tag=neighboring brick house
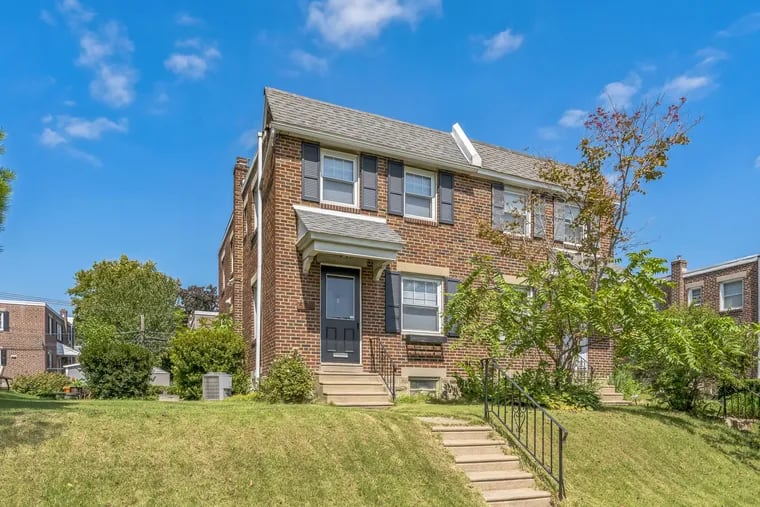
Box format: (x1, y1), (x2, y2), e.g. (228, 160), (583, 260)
(218, 88), (615, 393)
(0, 299), (77, 379)
(667, 254), (760, 378)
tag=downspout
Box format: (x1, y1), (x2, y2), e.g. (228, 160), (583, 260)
(254, 131), (264, 384)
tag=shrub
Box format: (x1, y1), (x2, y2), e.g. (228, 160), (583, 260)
(258, 351), (314, 403)
(11, 372), (70, 396)
(169, 326), (248, 400)
(611, 364), (645, 400)
(79, 339), (154, 399)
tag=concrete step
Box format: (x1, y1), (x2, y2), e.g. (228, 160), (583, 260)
(318, 373), (383, 384)
(601, 399), (631, 406)
(324, 393), (391, 405)
(329, 400), (394, 408)
(454, 454), (520, 465)
(447, 445), (506, 457)
(483, 488), (552, 506)
(318, 364), (364, 373)
(442, 438), (505, 447)
(321, 383), (388, 395)
(436, 429), (493, 441)
(457, 460), (523, 473)
(432, 425), (492, 432)
(598, 385), (617, 394)
(469, 470), (535, 491)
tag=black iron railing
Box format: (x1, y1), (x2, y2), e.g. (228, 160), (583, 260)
(571, 354), (594, 385)
(720, 385), (760, 420)
(369, 338), (398, 401)
(482, 358), (569, 499)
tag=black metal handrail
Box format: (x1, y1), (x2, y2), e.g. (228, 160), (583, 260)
(571, 354), (594, 385)
(720, 385), (760, 420)
(482, 358), (569, 499)
(369, 338), (398, 401)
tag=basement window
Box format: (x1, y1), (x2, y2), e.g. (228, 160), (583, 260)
(409, 377), (438, 395)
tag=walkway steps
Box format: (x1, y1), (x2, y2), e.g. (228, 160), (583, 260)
(317, 365), (393, 408)
(422, 419), (552, 507)
(599, 385), (631, 406)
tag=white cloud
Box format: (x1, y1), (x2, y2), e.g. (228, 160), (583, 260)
(40, 128), (67, 147)
(175, 12), (203, 26)
(56, 116), (128, 140)
(481, 28), (523, 61)
(40, 9), (56, 26)
(662, 74), (711, 97)
(718, 12), (760, 37)
(754, 155), (760, 169)
(77, 21), (134, 66)
(599, 74), (641, 108)
(42, 114), (54, 124)
(148, 87), (170, 115)
(164, 45), (221, 80)
(63, 100), (76, 107)
(290, 49), (328, 74)
(696, 47), (728, 67)
(65, 146), (102, 167)
(58, 0), (95, 25)
(537, 127), (559, 141)
(176, 38), (203, 49)
(306, 0), (440, 49)
(90, 65), (137, 108)
(239, 129), (259, 151)
(558, 109), (587, 128)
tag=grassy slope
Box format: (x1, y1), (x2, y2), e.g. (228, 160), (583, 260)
(392, 402), (760, 506)
(0, 393), (483, 507)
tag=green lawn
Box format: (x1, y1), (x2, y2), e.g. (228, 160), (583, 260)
(2, 392), (760, 506)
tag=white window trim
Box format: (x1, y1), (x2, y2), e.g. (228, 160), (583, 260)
(403, 167), (437, 221)
(0, 312), (4, 332)
(502, 187), (531, 237)
(563, 203), (585, 247)
(720, 279), (744, 311)
(320, 149), (359, 208)
(687, 287), (702, 306)
(400, 275), (443, 335)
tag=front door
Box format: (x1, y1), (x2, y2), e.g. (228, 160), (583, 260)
(321, 267), (361, 364)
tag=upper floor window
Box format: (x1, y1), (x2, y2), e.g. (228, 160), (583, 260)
(0, 311), (8, 332)
(401, 276), (441, 333)
(720, 280), (743, 311)
(687, 287), (702, 306)
(321, 150), (358, 206)
(404, 168), (436, 220)
(563, 203), (584, 245)
(502, 188), (530, 236)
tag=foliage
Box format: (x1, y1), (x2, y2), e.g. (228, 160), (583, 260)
(79, 338), (154, 399)
(177, 284), (218, 320)
(618, 305), (758, 411)
(258, 351), (314, 403)
(225, 391), (261, 402)
(11, 372), (70, 396)
(611, 364), (645, 400)
(0, 128), (16, 250)
(168, 326), (248, 400)
(68, 255), (180, 351)
(447, 250), (668, 374)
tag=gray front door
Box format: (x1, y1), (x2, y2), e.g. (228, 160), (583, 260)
(321, 267), (361, 364)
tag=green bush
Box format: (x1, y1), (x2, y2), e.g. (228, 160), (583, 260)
(611, 364), (645, 400)
(169, 327), (248, 400)
(79, 339), (154, 399)
(11, 372), (70, 396)
(258, 351), (314, 403)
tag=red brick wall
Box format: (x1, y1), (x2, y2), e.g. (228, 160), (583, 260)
(0, 303), (61, 378)
(225, 133), (614, 380)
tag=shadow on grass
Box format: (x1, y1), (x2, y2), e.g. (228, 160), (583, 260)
(0, 392), (72, 451)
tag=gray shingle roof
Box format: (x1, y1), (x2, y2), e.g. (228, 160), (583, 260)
(295, 207), (403, 245)
(265, 87), (545, 183)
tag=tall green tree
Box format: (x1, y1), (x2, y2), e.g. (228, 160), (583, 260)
(69, 255), (180, 351)
(0, 128), (16, 246)
(178, 284), (218, 318)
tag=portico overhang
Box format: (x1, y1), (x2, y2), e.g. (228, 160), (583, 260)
(294, 205), (404, 280)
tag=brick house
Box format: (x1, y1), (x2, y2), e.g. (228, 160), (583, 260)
(0, 299), (77, 379)
(667, 254), (760, 377)
(218, 88), (615, 397)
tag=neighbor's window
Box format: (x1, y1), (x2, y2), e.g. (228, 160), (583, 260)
(401, 277), (441, 333)
(720, 280), (743, 311)
(404, 168), (436, 220)
(502, 188), (530, 235)
(0, 348), (6, 366)
(564, 204), (584, 245)
(0, 312), (5, 332)
(688, 287), (702, 306)
(321, 150), (358, 206)
(409, 377), (438, 395)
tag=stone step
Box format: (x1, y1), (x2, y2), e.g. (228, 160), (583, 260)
(324, 393), (391, 405)
(468, 471), (535, 491)
(601, 399), (631, 406)
(457, 460), (522, 473)
(483, 488), (552, 506)
(431, 425), (492, 432)
(442, 438), (504, 447)
(329, 400), (394, 408)
(318, 364), (364, 373)
(598, 385), (617, 393)
(321, 383), (388, 395)
(436, 430), (493, 441)
(318, 373), (383, 384)
(447, 445), (506, 457)
(454, 454), (520, 465)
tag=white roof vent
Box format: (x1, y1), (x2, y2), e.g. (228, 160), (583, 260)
(451, 123), (482, 167)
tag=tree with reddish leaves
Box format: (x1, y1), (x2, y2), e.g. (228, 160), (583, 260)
(178, 284), (218, 318)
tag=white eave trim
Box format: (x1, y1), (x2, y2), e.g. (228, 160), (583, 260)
(451, 123), (482, 167)
(682, 254), (760, 278)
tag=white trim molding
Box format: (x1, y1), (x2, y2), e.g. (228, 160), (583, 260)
(717, 271), (748, 283)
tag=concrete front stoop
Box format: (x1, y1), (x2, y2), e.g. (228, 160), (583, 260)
(420, 418), (552, 507)
(598, 384), (631, 406)
(317, 364), (393, 408)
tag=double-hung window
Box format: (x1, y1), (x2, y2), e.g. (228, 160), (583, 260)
(720, 280), (743, 311)
(0, 312), (5, 332)
(321, 151), (358, 206)
(404, 168), (436, 220)
(688, 287), (702, 306)
(564, 204), (584, 245)
(502, 188), (530, 235)
(401, 277), (442, 333)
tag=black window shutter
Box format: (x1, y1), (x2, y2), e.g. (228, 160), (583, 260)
(385, 270), (402, 333)
(301, 142), (320, 202)
(439, 172), (454, 224)
(360, 154), (378, 211)
(533, 196), (546, 239)
(492, 183), (505, 230)
(0, 348), (6, 366)
(445, 278), (460, 338)
(553, 199), (565, 242)
(387, 159), (404, 216)
(2, 311), (8, 331)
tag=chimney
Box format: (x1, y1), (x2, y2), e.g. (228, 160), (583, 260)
(670, 256), (687, 306)
(60, 308), (68, 320)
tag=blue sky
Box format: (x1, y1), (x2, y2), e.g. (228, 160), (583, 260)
(1, 1), (760, 307)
